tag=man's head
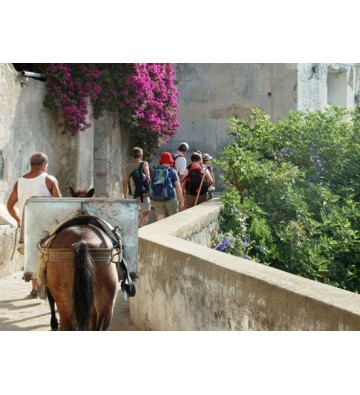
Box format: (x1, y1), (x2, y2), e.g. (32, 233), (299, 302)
(131, 147), (143, 160)
(30, 152), (48, 167)
(202, 153), (212, 162)
(178, 142), (189, 154)
(159, 152), (174, 167)
(190, 152), (202, 163)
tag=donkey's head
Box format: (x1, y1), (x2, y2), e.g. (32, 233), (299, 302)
(69, 186), (95, 198)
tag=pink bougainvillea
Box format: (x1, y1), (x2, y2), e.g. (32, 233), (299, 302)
(43, 63), (179, 157)
(44, 64), (102, 135)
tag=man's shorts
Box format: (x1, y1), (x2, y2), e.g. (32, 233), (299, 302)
(185, 192), (208, 209)
(136, 194), (151, 213)
(152, 198), (178, 217)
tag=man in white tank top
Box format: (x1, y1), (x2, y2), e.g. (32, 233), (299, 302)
(7, 152), (61, 298)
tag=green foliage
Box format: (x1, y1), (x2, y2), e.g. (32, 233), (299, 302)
(212, 106), (360, 293)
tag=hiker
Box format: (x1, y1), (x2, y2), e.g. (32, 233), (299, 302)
(202, 153), (215, 199)
(149, 152), (184, 221)
(6, 152), (62, 299)
(183, 151), (214, 209)
(172, 142), (189, 196)
(123, 147), (151, 227)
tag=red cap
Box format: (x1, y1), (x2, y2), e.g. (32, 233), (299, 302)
(160, 152), (174, 165)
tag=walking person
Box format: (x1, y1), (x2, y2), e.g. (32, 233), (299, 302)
(172, 142), (189, 197)
(202, 153), (215, 199)
(123, 147), (151, 227)
(6, 152), (62, 299)
(183, 152), (214, 209)
(149, 152), (184, 221)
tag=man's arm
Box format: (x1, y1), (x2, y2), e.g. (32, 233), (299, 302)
(179, 175), (186, 196)
(6, 182), (21, 227)
(205, 169), (214, 187)
(143, 161), (151, 184)
(174, 180), (185, 211)
(209, 166), (215, 188)
(46, 175), (62, 197)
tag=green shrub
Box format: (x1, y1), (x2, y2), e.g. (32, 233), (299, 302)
(212, 106), (360, 293)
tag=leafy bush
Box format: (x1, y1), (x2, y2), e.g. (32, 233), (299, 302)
(212, 106), (360, 293)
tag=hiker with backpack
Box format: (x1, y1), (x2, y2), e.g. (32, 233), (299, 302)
(172, 142), (189, 196)
(123, 147), (151, 227)
(149, 152), (185, 221)
(202, 153), (216, 199)
(183, 152), (214, 209)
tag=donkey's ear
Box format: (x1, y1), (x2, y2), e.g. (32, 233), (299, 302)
(69, 186), (76, 197)
(87, 188), (95, 197)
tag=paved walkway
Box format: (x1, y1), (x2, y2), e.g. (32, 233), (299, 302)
(0, 271), (138, 331)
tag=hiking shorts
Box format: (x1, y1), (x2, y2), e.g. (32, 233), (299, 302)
(152, 198), (178, 217)
(136, 194), (151, 213)
(185, 192), (208, 209)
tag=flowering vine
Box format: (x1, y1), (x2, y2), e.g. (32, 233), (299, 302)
(43, 63), (179, 157)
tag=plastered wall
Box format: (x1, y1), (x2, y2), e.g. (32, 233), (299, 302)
(131, 200), (360, 330)
(0, 64), (130, 277)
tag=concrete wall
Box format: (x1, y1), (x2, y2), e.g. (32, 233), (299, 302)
(297, 63), (357, 111)
(0, 64), (59, 277)
(169, 63), (360, 158)
(93, 114), (132, 198)
(131, 199), (360, 330)
(163, 64), (275, 159)
(162, 63), (299, 152)
(0, 64), (57, 203)
(0, 63), (131, 277)
(153, 63), (300, 189)
(270, 63), (298, 121)
(154, 63), (360, 190)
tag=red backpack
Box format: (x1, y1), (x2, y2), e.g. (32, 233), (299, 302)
(184, 164), (208, 195)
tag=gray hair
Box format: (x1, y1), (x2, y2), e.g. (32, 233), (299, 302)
(30, 152), (49, 166)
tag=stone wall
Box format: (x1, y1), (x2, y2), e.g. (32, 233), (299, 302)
(93, 113), (132, 198)
(131, 199), (360, 330)
(152, 63), (360, 191)
(297, 63), (357, 111)
(0, 64), (131, 277)
(157, 64), (299, 186)
(0, 64), (59, 277)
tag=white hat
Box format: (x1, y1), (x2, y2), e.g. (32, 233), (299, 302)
(202, 153), (212, 161)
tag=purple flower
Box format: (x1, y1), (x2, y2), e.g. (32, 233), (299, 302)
(218, 239), (231, 251)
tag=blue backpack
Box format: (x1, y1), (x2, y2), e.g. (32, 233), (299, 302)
(129, 161), (149, 202)
(149, 166), (175, 201)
